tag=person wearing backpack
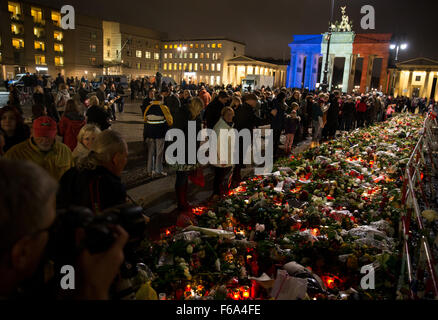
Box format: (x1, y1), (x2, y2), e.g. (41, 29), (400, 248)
(55, 83), (70, 117)
(58, 99), (86, 151)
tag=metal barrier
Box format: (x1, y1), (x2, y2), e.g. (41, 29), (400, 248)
(399, 112), (438, 299)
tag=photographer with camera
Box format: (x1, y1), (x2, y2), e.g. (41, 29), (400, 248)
(0, 159), (128, 299)
(57, 130), (128, 213)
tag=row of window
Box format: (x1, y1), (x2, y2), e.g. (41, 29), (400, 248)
(164, 43), (223, 50)
(34, 54), (64, 66)
(134, 63), (159, 70)
(163, 63), (221, 72)
(162, 52), (222, 60)
(162, 74), (222, 85)
(133, 51), (160, 59)
(11, 38), (63, 52)
(8, 2), (62, 27)
(106, 38), (159, 50)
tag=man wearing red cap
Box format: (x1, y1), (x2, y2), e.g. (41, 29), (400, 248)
(4, 116), (73, 180)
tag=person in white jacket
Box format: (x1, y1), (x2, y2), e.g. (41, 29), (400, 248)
(212, 107), (236, 198)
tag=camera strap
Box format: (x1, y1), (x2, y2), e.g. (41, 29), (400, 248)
(89, 176), (102, 215)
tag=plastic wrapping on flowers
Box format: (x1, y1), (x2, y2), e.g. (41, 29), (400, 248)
(138, 114), (423, 300)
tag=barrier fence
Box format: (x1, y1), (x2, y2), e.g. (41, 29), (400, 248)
(399, 111), (438, 299)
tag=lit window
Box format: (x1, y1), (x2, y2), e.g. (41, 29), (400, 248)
(34, 41), (45, 51)
(211, 64), (215, 71)
(183, 63), (187, 71)
(51, 11), (61, 27)
(218, 43), (222, 48)
(194, 63), (198, 71)
(54, 43), (63, 53)
(179, 63), (182, 71)
(54, 56), (64, 66)
(12, 24), (23, 35)
(90, 44), (97, 53)
(195, 44), (199, 48)
(137, 62), (141, 69)
(164, 53), (168, 59)
(164, 63), (167, 70)
(154, 53), (160, 60)
(136, 50), (142, 58)
(195, 53), (198, 59)
(12, 38), (24, 49)
(8, 2), (21, 16)
(31, 7), (43, 24)
(145, 51), (151, 59)
(35, 54), (46, 65)
(169, 53), (173, 59)
(212, 43), (216, 49)
(189, 53), (193, 59)
(201, 44), (204, 48)
(217, 64), (221, 72)
(184, 53), (187, 59)
(200, 53), (204, 59)
(169, 64), (172, 71)
(164, 45), (168, 49)
(216, 76), (220, 84)
(207, 44), (211, 48)
(169, 45), (173, 49)
(200, 64), (204, 71)
(206, 64), (209, 71)
(89, 57), (96, 65)
(190, 44), (193, 48)
(189, 63), (193, 71)
(206, 53), (210, 59)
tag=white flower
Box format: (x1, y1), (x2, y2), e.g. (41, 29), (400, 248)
(256, 223), (265, 232)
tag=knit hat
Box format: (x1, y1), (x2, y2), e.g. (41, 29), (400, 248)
(33, 116), (57, 138)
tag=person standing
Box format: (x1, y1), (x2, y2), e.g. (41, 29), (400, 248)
(356, 96), (367, 128)
(143, 92), (173, 177)
(0, 106), (30, 153)
(204, 91), (230, 129)
(270, 91), (287, 158)
(324, 91), (340, 139)
(342, 96), (356, 131)
(212, 107), (235, 198)
(161, 86), (181, 119)
(171, 97), (203, 214)
(312, 94), (326, 147)
(284, 110), (300, 155)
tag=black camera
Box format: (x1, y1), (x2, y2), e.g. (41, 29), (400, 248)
(48, 204), (147, 267)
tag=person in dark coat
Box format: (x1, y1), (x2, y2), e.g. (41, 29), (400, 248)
(57, 130), (128, 213)
(86, 96), (111, 131)
(341, 96), (356, 131)
(204, 90), (230, 129)
(78, 82), (90, 104)
(323, 91), (340, 139)
(270, 91), (287, 158)
(161, 86), (181, 118)
(96, 84), (106, 106)
(171, 97), (203, 214)
(230, 93), (264, 187)
(0, 106), (30, 153)
(284, 110), (301, 155)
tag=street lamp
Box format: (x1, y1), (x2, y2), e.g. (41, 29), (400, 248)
(321, 0), (335, 93)
(389, 41), (408, 95)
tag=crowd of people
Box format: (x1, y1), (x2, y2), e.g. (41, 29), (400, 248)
(1, 72), (437, 299)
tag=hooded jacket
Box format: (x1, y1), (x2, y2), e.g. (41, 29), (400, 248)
(58, 112), (86, 151)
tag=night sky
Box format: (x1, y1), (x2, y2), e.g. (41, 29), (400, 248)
(38, 0), (437, 62)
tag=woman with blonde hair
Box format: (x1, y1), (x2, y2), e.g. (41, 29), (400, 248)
(57, 130), (128, 213)
(86, 95), (112, 131)
(171, 96), (204, 222)
(72, 124), (101, 163)
(230, 96), (242, 110)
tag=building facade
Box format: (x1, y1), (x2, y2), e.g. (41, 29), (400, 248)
(391, 57), (438, 101)
(102, 21), (164, 79)
(161, 38), (245, 86)
(226, 56), (287, 88)
(0, 1), (68, 79)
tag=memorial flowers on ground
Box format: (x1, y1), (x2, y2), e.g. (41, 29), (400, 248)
(139, 114), (423, 300)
